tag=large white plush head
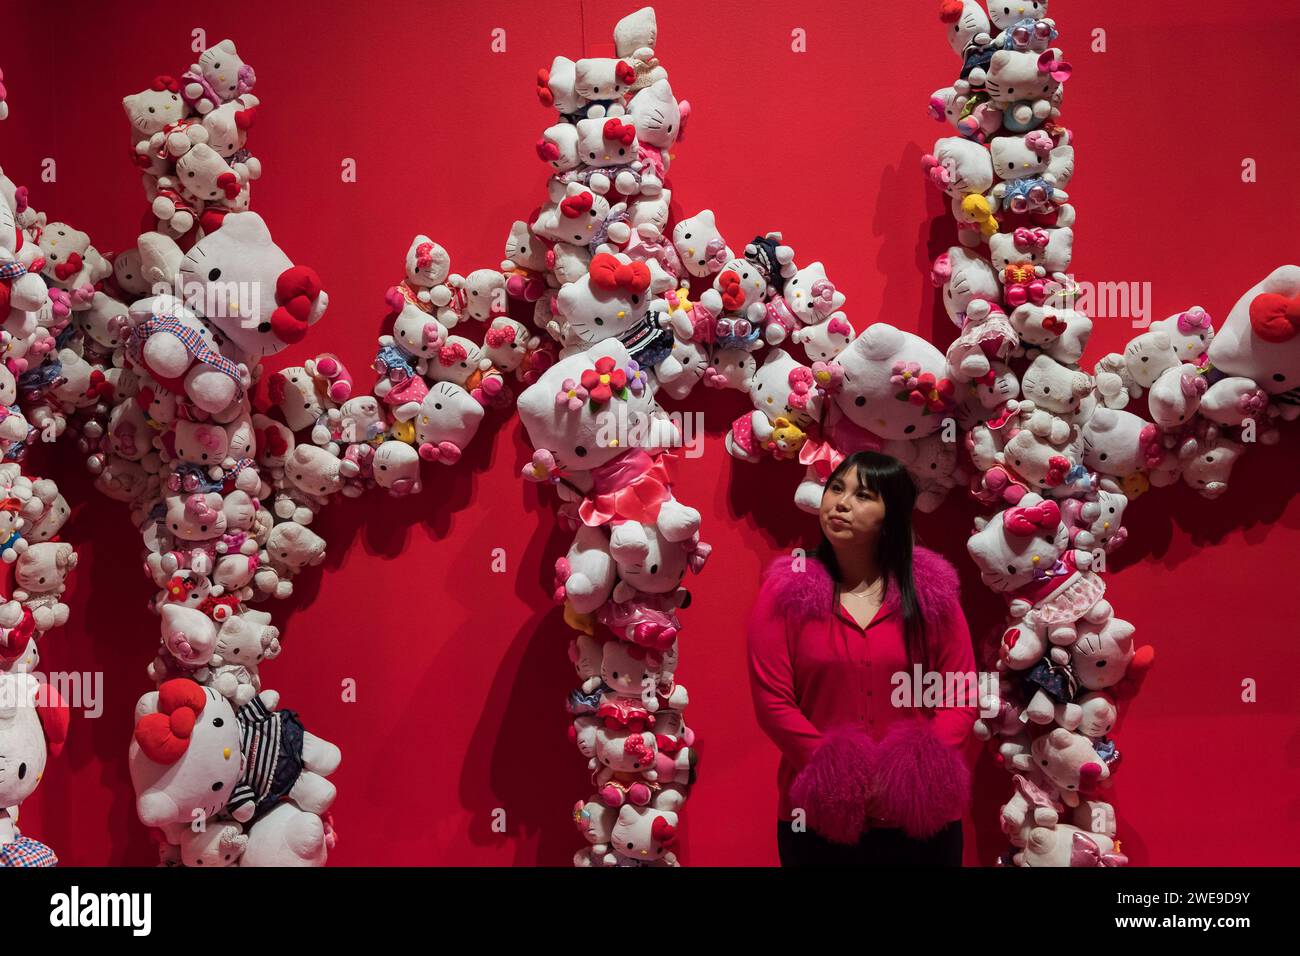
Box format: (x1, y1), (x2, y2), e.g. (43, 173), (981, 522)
(130, 680), (243, 828)
(1150, 306), (1215, 364)
(966, 493), (1070, 592)
(1205, 265), (1300, 396)
(191, 39), (254, 104)
(533, 183), (612, 247)
(201, 93), (259, 158)
(989, 225), (1073, 275)
(556, 253), (652, 344)
(573, 57), (636, 104)
(179, 211), (328, 358)
(991, 131), (1053, 182)
(985, 48), (1060, 107)
(1080, 407), (1160, 479)
(611, 805), (678, 864)
(414, 381), (484, 462)
(747, 348), (821, 423)
(833, 324), (957, 440)
(784, 261), (846, 325)
(576, 116), (640, 166)
(989, 0), (1051, 31)
(405, 235), (451, 288)
(518, 339), (677, 472)
(122, 82), (185, 138)
(0, 673), (68, 810)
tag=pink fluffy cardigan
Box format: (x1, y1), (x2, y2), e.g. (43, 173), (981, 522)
(746, 544), (977, 845)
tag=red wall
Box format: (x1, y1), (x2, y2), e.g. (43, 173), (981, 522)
(5, 0), (1299, 865)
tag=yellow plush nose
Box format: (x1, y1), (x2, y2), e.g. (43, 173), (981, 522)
(223, 748), (232, 760)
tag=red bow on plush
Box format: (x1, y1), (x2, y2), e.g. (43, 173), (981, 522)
(85, 369), (114, 401)
(216, 171), (241, 200)
(271, 265), (324, 344)
(651, 815), (679, 849)
(535, 68), (554, 107)
(1249, 292), (1300, 344)
(134, 679), (208, 765)
(234, 107), (256, 131)
(1004, 499), (1061, 536)
(152, 75), (180, 93)
(603, 118), (636, 146)
(615, 60), (636, 86)
(589, 253), (650, 294)
(560, 191), (593, 219)
(53, 252), (83, 282)
(257, 425), (288, 458)
(717, 270), (745, 311)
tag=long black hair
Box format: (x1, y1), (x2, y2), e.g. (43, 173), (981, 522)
(813, 450), (930, 672)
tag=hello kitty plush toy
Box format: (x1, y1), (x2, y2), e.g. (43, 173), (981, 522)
(609, 805), (679, 866)
(923, 136), (996, 207)
(934, 247), (1001, 327)
(1079, 407), (1163, 482)
(390, 235), (464, 329)
(614, 7), (668, 92)
(178, 211), (328, 359)
(1206, 266), (1300, 419)
(126, 296), (248, 416)
(0, 672), (70, 866)
(414, 381), (485, 464)
(671, 210), (732, 279)
(725, 349), (819, 462)
(500, 221), (550, 302)
(939, 0), (994, 86)
(967, 494), (1112, 646)
(985, 48), (1071, 133)
(832, 323), (960, 441)
(990, 131), (1070, 215)
(947, 299), (1018, 381)
(573, 58), (635, 118)
(182, 39), (256, 116)
(1010, 302), (1092, 366)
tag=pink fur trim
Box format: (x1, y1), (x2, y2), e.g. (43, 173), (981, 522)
(790, 725), (879, 845)
(760, 544), (961, 630)
(868, 718), (971, 839)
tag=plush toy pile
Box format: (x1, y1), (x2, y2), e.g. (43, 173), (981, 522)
(25, 39), (357, 867)
(926, 0), (1298, 865)
(0, 71), (79, 868)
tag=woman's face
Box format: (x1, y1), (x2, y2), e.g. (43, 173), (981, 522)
(820, 466), (886, 547)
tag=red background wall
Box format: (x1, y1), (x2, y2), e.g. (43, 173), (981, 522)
(5, 0), (1298, 865)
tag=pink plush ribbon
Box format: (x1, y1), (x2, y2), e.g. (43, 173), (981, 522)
(578, 450), (679, 528)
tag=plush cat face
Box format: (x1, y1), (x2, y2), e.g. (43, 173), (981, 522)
(966, 493), (1070, 592)
(266, 522), (326, 571)
(600, 638), (660, 698)
(627, 79), (682, 150)
(122, 85), (185, 137)
(426, 335), (488, 387)
(985, 49), (1058, 106)
(372, 440), (422, 495)
(747, 348), (819, 423)
(392, 302), (446, 360)
(573, 58), (635, 103)
(38, 222), (99, 287)
(792, 315), (855, 363)
(518, 340), (677, 471)
(1205, 266), (1300, 396)
(1002, 427), (1076, 489)
(784, 261), (844, 324)
(414, 381), (484, 451)
(576, 116), (640, 166)
(1182, 433), (1245, 499)
(1122, 330), (1179, 388)
(989, 226), (1073, 274)
(833, 324), (956, 440)
(991, 132), (1052, 182)
(1148, 363), (1204, 428)
(657, 338), (708, 400)
(164, 492), (227, 541)
(1010, 304), (1092, 365)
(1080, 407), (1157, 478)
(484, 317), (534, 372)
(201, 94), (258, 157)
(942, 0), (992, 54)
(1150, 307), (1214, 363)
(925, 137), (995, 199)
(628, 190), (671, 237)
(990, 0), (1051, 31)
(936, 246), (1001, 323)
(533, 184), (612, 247)
(405, 235), (451, 288)
(461, 269), (505, 322)
(611, 805), (678, 863)
(131, 682), (243, 828)
(171, 419), (230, 466)
(193, 39), (253, 103)
(611, 524), (689, 595)
(503, 220), (549, 272)
(538, 123), (581, 172)
(672, 209), (730, 278)
(175, 143), (240, 203)
(1030, 727), (1107, 796)
(179, 211), (328, 358)
(556, 253), (651, 344)
(1020, 354), (1090, 414)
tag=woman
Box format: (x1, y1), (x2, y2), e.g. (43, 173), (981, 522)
(746, 450), (978, 866)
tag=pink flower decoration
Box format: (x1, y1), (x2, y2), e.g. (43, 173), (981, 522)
(555, 378), (588, 412)
(890, 361), (923, 391)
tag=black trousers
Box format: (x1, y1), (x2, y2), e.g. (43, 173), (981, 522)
(776, 819), (963, 867)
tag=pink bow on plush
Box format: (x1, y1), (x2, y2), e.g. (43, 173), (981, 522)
(1137, 423), (1164, 468)
(810, 278), (838, 317)
(1004, 500), (1061, 535)
(1180, 373), (1207, 398)
(1024, 130), (1054, 156)
(438, 342), (467, 366)
(184, 494), (219, 522)
(1037, 51), (1073, 83)
(921, 154), (952, 189)
(703, 237), (729, 271)
(195, 426), (223, 451)
(1069, 831), (1128, 867)
(930, 253), (952, 286)
(1014, 227), (1050, 250)
(1176, 307), (1213, 336)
